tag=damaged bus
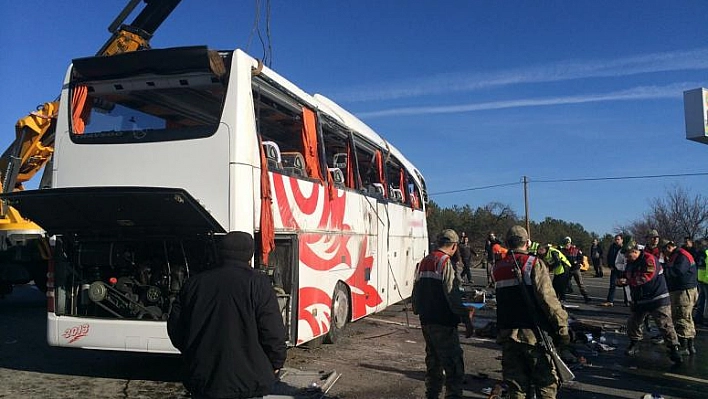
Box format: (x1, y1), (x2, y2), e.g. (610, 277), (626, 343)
(1, 46), (429, 352)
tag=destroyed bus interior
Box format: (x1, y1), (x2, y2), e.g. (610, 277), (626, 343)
(68, 46), (231, 144)
(252, 76), (424, 209)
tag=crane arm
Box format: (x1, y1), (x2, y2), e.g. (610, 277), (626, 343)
(0, 0), (181, 218)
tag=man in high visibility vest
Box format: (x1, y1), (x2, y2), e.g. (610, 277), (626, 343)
(694, 238), (708, 326)
(537, 244), (572, 303)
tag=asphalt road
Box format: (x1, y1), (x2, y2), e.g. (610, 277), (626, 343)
(1, 266), (708, 398)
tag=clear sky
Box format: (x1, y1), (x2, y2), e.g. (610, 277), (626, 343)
(1, 1), (707, 237)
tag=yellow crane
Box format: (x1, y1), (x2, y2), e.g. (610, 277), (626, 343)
(0, 0), (182, 296)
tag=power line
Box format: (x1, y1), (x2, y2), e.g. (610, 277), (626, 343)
(533, 171), (708, 183)
(429, 171), (708, 196)
(432, 181), (520, 195)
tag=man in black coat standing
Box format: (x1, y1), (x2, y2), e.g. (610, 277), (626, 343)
(168, 231), (287, 399)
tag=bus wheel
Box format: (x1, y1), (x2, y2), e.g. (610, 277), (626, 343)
(325, 282), (349, 344)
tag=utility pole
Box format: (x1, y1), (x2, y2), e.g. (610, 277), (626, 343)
(523, 176), (530, 239)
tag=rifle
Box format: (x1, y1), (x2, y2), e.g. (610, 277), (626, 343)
(508, 251), (575, 385)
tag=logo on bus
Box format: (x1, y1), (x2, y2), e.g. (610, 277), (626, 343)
(62, 324), (90, 343)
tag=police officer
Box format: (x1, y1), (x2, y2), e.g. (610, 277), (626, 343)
(493, 226), (569, 399)
(694, 238), (708, 326)
(618, 238), (682, 364)
(537, 244), (571, 303)
(412, 229), (470, 399)
(662, 240), (698, 355)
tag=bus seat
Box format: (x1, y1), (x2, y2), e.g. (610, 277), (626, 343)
(333, 153), (347, 169)
(262, 141), (282, 170)
(281, 151), (307, 177)
(369, 183), (385, 197)
(390, 188), (403, 202)
(328, 167), (345, 186)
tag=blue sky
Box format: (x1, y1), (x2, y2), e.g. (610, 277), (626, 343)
(1, 1), (707, 237)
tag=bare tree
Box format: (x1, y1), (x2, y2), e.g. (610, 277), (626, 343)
(626, 185), (708, 242)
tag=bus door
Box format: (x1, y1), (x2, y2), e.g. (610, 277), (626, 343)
(385, 208), (415, 306)
(257, 234), (299, 346)
(374, 199), (389, 312)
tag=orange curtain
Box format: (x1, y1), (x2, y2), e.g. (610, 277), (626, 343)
(399, 169), (407, 203)
(375, 150), (387, 198)
(71, 85), (89, 134)
(327, 169), (336, 200)
(258, 136), (275, 264)
(301, 107), (323, 182)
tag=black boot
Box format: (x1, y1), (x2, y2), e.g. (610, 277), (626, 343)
(625, 340), (639, 356)
(669, 344), (684, 364)
(678, 338), (689, 355)
(688, 338), (697, 355)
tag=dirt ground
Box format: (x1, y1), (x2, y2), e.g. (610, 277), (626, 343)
(284, 303), (504, 399)
(3, 268), (708, 399)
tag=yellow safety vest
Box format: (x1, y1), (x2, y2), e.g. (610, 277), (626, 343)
(544, 247), (571, 275)
(698, 249), (708, 284)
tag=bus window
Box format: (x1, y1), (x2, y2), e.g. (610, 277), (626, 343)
(321, 117), (355, 189)
(253, 80), (305, 178)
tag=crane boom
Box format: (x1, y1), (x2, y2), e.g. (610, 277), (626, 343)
(0, 0), (182, 295)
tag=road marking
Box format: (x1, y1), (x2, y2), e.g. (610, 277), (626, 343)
(611, 364), (708, 385)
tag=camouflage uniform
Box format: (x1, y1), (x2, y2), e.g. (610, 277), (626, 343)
(663, 245), (699, 351)
(626, 304), (677, 343)
(412, 230), (469, 399)
(493, 227), (569, 399)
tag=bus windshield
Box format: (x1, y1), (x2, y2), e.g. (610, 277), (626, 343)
(69, 72), (228, 144)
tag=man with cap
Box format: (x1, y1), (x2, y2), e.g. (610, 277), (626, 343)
(168, 231), (287, 399)
(412, 229), (471, 399)
(661, 240), (698, 355)
(618, 237), (683, 364)
(492, 226), (569, 399)
(643, 229), (664, 337)
(560, 237), (591, 303)
(644, 229), (661, 259)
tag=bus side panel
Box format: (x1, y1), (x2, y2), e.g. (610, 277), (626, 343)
(269, 174), (383, 343)
(386, 205), (409, 305)
(47, 314), (178, 354)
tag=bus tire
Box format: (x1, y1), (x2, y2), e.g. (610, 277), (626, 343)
(324, 282), (349, 344)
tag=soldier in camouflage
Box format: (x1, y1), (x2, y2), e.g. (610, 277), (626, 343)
(412, 229), (471, 399)
(493, 226), (569, 399)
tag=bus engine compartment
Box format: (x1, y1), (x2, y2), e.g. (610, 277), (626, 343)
(53, 237), (214, 320)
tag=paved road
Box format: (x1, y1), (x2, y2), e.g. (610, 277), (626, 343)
(2, 265), (708, 398)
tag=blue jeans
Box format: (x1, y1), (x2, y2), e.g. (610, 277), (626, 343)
(606, 268), (628, 303)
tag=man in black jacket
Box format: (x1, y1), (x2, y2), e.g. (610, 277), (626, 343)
(168, 231), (287, 399)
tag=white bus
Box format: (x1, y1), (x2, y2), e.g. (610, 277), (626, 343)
(3, 46), (429, 353)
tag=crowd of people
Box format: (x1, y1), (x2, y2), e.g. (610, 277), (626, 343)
(162, 226), (706, 399)
(601, 230), (707, 362)
(419, 226), (707, 398)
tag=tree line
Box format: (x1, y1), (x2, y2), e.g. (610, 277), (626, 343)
(426, 185), (708, 260)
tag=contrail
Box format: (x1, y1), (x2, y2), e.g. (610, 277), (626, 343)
(356, 82), (697, 118)
(332, 48), (708, 102)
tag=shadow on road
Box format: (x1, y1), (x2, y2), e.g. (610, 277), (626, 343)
(0, 285), (183, 382)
